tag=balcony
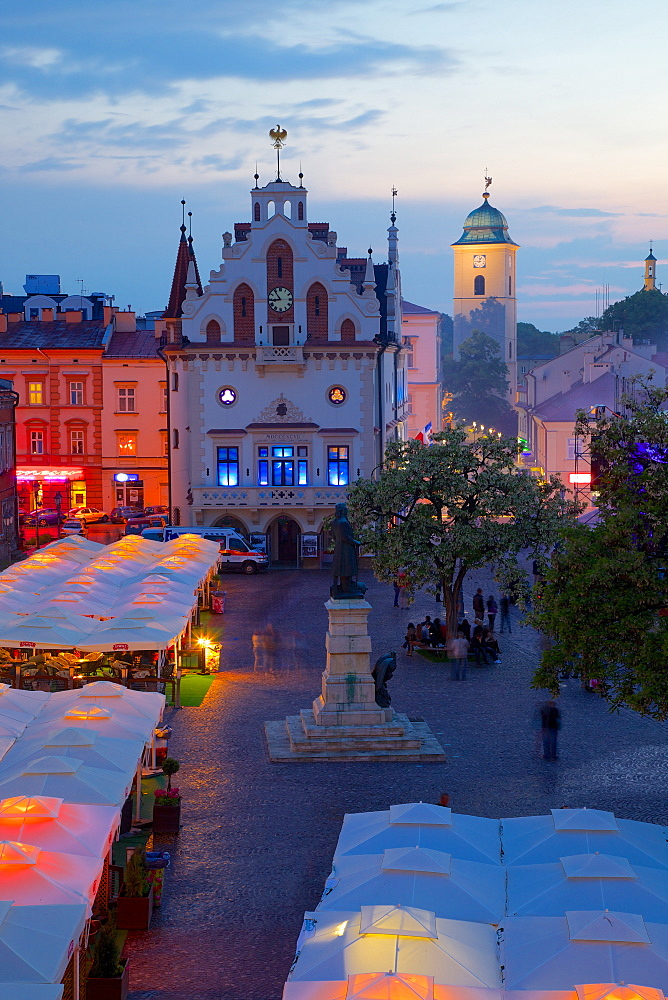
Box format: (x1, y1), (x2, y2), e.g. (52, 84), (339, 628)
(192, 485), (348, 508)
(255, 345), (305, 367)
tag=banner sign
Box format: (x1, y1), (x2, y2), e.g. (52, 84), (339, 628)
(20, 641), (36, 648)
(113, 643), (129, 651)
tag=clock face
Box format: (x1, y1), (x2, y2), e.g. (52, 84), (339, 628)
(268, 286), (293, 313)
(473, 254), (486, 269)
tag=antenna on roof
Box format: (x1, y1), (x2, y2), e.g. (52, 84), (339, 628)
(299, 161), (304, 188)
(254, 162), (259, 188)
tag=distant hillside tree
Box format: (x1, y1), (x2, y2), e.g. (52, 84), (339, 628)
(443, 330), (516, 434)
(600, 289), (668, 348)
(517, 322), (560, 358)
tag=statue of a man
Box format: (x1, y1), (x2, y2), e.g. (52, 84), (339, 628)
(372, 652), (397, 708)
(331, 503), (365, 598)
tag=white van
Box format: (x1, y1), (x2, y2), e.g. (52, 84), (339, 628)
(141, 525), (268, 574)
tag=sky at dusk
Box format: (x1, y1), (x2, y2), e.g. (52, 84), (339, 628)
(1, 0), (666, 331)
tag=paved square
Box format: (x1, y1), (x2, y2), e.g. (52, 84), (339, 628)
(125, 569), (668, 1000)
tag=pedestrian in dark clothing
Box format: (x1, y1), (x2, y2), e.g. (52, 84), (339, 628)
(458, 618), (471, 640)
(429, 618), (443, 647)
(540, 699), (561, 760)
(403, 623), (417, 656)
(418, 616), (432, 642)
(473, 588), (484, 619)
(470, 632), (491, 665)
(499, 595), (512, 633)
(483, 628), (501, 663)
(487, 595), (498, 631)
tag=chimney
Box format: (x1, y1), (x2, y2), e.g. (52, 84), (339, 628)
(64, 310), (82, 323)
(103, 306), (115, 325)
(41, 308), (54, 322)
(8, 312), (22, 323)
(113, 311), (136, 333)
(0, 315), (7, 334)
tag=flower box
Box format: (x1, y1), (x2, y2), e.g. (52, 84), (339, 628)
(116, 885), (154, 930)
(152, 802), (181, 833)
(87, 959), (130, 1000)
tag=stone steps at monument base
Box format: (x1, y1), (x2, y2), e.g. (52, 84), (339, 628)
(299, 709), (408, 739)
(264, 718), (446, 762)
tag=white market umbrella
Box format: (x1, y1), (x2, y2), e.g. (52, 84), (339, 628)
(0, 838), (103, 906)
(41, 593), (115, 617)
(287, 908), (500, 988)
(0, 726), (146, 778)
(28, 706), (156, 744)
(0, 900), (88, 985)
(0, 986), (64, 999)
(0, 685), (49, 724)
(335, 806), (502, 866)
(0, 756), (132, 807)
(39, 681), (165, 723)
(84, 558), (141, 580)
(0, 616), (94, 650)
(319, 848), (505, 924)
(501, 809), (668, 869)
(501, 912), (668, 990)
(507, 854), (668, 920)
(75, 618), (184, 651)
(0, 795), (119, 858)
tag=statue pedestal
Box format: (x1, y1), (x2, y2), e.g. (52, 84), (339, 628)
(265, 598), (445, 762)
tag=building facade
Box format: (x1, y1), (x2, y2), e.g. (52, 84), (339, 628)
(160, 173), (407, 566)
(401, 300), (442, 439)
(0, 379), (19, 562)
(452, 186), (518, 396)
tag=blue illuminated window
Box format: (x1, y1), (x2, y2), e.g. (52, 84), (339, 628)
(328, 446), (349, 486)
(217, 446), (239, 486)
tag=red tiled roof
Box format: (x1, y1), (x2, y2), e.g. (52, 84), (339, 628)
(402, 299), (439, 315)
(164, 226), (202, 319)
(0, 320), (107, 350)
(105, 329), (162, 359)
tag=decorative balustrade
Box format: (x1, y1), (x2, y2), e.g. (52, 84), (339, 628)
(193, 486), (348, 507)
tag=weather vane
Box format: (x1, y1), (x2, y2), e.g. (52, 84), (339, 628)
(269, 124), (287, 181)
(391, 186), (398, 223)
(484, 169), (492, 192)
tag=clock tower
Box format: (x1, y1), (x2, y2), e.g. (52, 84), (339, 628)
(452, 185), (519, 399)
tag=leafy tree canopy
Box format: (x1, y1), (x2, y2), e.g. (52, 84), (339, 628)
(348, 429), (576, 633)
(562, 316), (602, 343)
(517, 322), (560, 358)
(439, 313), (454, 356)
(443, 329), (516, 434)
(599, 289), (668, 348)
(529, 384), (668, 717)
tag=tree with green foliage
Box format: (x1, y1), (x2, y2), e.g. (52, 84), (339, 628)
(562, 316), (602, 343)
(529, 384), (668, 718)
(517, 322), (560, 358)
(443, 330), (516, 433)
(600, 289), (668, 348)
(347, 429), (576, 634)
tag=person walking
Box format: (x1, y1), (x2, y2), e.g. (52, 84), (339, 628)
(499, 594), (512, 633)
(472, 588), (484, 620)
(486, 594), (498, 631)
(540, 699), (561, 760)
(447, 631), (469, 681)
(393, 571), (406, 607)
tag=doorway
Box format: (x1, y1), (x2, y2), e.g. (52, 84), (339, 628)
(271, 516), (300, 567)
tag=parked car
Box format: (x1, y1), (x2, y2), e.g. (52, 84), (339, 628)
(125, 514), (169, 536)
(20, 508), (65, 527)
(143, 505), (169, 516)
(110, 506), (144, 523)
(68, 507), (110, 524)
(61, 518), (86, 536)
(162, 526), (269, 573)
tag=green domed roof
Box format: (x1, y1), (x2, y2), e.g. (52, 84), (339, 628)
(452, 192), (518, 246)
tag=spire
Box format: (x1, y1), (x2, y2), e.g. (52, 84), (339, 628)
(187, 211), (203, 296)
(363, 248), (376, 296)
(388, 189), (399, 265)
(644, 242), (657, 291)
(385, 259), (397, 339)
(164, 200), (201, 318)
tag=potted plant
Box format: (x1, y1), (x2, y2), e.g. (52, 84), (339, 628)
(115, 848), (153, 930)
(152, 757), (181, 834)
(86, 914), (130, 1000)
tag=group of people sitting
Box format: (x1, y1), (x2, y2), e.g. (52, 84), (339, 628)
(403, 615), (501, 665)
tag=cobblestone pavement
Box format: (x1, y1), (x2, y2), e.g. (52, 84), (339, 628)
(126, 568), (668, 1000)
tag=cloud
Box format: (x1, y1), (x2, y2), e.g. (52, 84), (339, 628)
(23, 156), (83, 172)
(530, 205), (621, 218)
(1, 45), (62, 69)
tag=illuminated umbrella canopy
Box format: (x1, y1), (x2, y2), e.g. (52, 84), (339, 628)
(334, 805), (502, 866)
(575, 985), (666, 1000)
(0, 900), (87, 985)
(507, 853), (668, 920)
(0, 685), (49, 725)
(501, 809), (668, 869)
(41, 592), (116, 617)
(0, 727), (145, 777)
(0, 795), (118, 858)
(282, 972), (457, 1000)
(319, 848), (504, 924)
(501, 911), (668, 989)
(0, 839), (102, 906)
(0, 756), (131, 807)
(287, 907), (500, 988)
(75, 617), (185, 651)
(0, 613), (96, 650)
(28, 704), (156, 744)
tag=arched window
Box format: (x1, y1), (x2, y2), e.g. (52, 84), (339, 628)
(283, 200), (291, 218)
(266, 240), (294, 318)
(340, 318), (356, 344)
(267, 200), (275, 217)
(306, 282), (328, 341)
(254, 202), (260, 222)
(233, 283), (255, 344)
(474, 275), (485, 296)
(206, 319), (221, 345)
(298, 201), (304, 221)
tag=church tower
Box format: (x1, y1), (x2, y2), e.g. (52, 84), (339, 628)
(452, 183), (519, 399)
(644, 245), (657, 291)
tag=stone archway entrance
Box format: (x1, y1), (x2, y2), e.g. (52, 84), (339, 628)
(270, 516), (300, 567)
(213, 514), (248, 538)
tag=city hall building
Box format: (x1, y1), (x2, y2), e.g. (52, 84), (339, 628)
(159, 166), (407, 566)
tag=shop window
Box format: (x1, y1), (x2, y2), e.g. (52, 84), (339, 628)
(30, 430), (44, 455)
(217, 446), (239, 486)
(327, 446), (349, 486)
(69, 381), (84, 405)
(474, 275), (485, 296)
(117, 386), (135, 412)
(117, 433), (137, 456)
(28, 382), (44, 406)
(70, 430), (84, 455)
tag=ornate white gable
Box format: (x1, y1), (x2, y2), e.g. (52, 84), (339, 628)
(253, 393), (312, 424)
